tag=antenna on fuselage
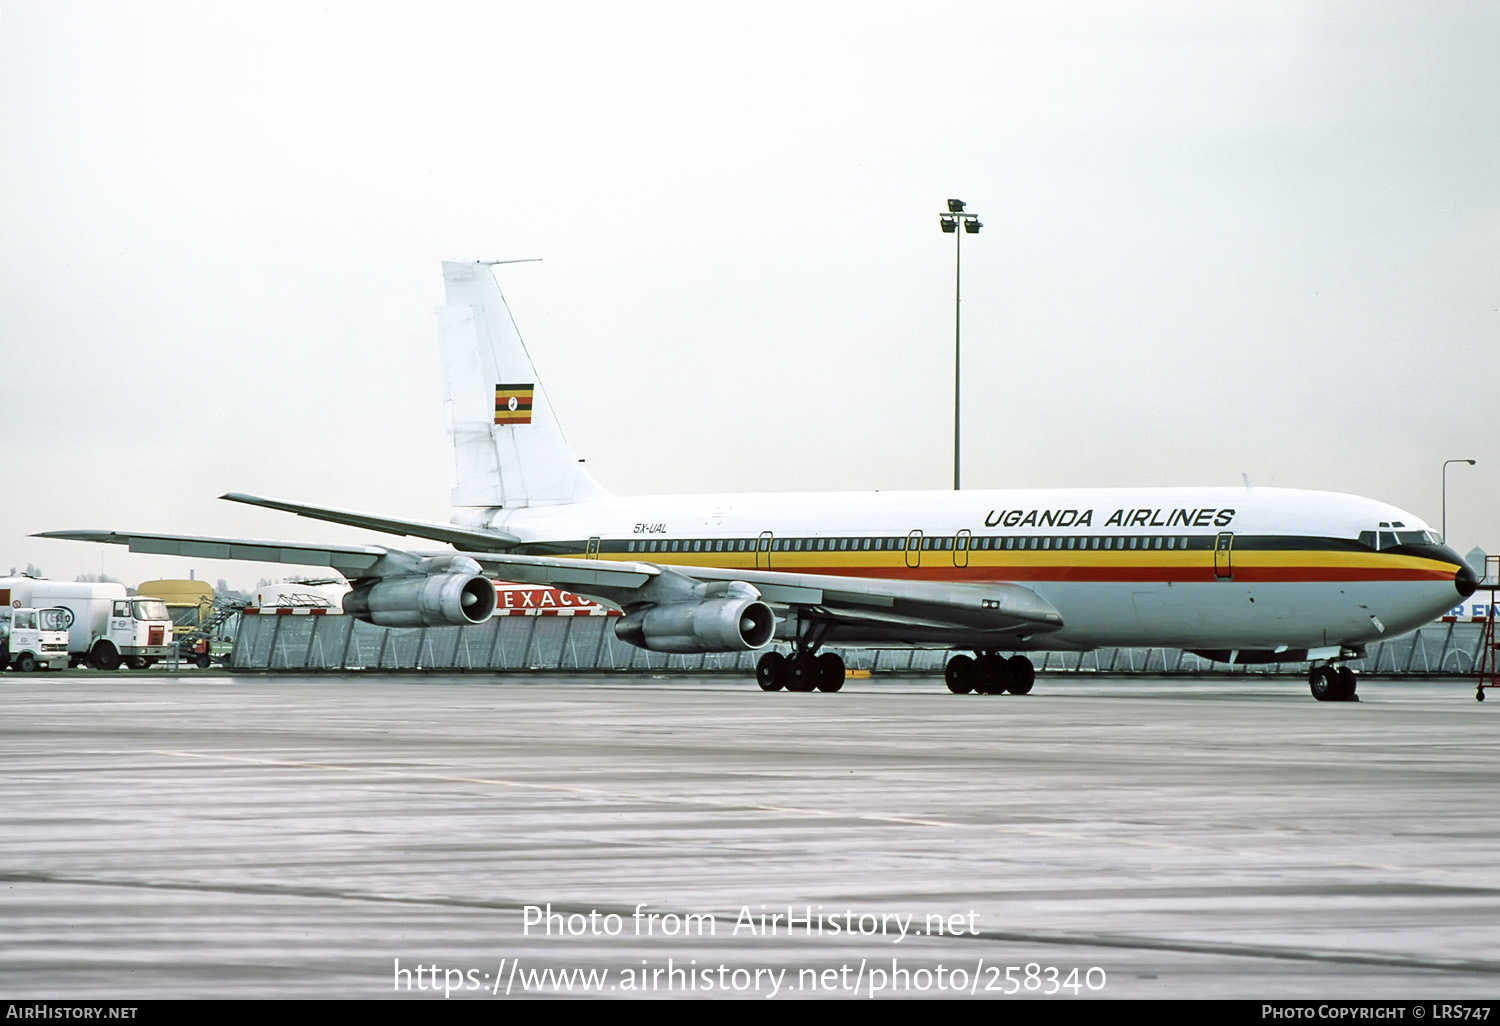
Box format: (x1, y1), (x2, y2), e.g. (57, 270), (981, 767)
(1242, 473), (1253, 490)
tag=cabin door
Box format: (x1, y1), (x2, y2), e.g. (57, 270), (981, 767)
(757, 531), (774, 570)
(954, 529), (971, 568)
(1214, 532), (1234, 580)
(906, 530), (923, 569)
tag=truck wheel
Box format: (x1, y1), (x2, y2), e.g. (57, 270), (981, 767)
(195, 654), (211, 669)
(125, 657), (146, 670)
(0, 642), (8, 670)
(16, 653), (38, 673)
(90, 642), (121, 671)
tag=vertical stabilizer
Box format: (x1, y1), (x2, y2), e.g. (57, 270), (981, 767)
(440, 261), (610, 508)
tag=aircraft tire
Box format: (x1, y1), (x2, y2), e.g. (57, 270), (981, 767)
(1337, 666), (1357, 702)
(787, 653), (819, 692)
(756, 652), (787, 691)
(1309, 666), (1337, 701)
(945, 654), (975, 694)
(1005, 656), (1035, 695)
(973, 654), (1004, 695)
(815, 653), (845, 692)
(90, 642), (121, 671)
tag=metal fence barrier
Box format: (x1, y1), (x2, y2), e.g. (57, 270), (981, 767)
(230, 613), (1492, 676)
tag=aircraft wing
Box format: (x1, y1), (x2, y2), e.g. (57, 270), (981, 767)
(36, 530), (394, 577)
(220, 493), (521, 551)
(36, 530), (1062, 637)
(33, 530), (656, 593)
(658, 564), (1063, 635)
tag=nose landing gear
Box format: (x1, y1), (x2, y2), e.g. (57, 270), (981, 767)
(1309, 664), (1358, 702)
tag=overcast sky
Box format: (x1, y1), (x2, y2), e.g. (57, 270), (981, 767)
(2, 1), (1497, 588)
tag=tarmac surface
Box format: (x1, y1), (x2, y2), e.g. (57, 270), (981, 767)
(2, 671), (1498, 1000)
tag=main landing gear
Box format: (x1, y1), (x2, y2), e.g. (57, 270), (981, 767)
(756, 649), (845, 692)
(1309, 664), (1358, 702)
(757, 620), (846, 693)
(945, 652), (1035, 695)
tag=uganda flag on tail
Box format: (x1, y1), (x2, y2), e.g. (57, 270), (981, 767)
(495, 383), (534, 425)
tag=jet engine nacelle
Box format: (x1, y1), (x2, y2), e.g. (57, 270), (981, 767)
(343, 563), (497, 628)
(614, 595), (776, 654)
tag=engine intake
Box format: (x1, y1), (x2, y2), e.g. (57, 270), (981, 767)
(343, 568), (497, 628)
(615, 593), (775, 654)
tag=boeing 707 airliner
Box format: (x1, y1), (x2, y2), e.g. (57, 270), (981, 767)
(40, 261), (1478, 701)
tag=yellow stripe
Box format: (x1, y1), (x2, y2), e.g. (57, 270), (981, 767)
(579, 549), (1458, 574)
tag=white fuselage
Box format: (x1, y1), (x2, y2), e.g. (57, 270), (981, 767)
(475, 486), (1470, 654)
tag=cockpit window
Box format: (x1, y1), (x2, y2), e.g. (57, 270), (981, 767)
(1361, 528), (1438, 551)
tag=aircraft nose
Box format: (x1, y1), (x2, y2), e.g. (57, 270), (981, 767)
(1455, 560), (1479, 599)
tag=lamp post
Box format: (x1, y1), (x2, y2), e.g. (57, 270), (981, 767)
(939, 199), (981, 491)
(1442, 458), (1476, 543)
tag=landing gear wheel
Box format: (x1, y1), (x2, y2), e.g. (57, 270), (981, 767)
(1310, 665), (1339, 701)
(815, 653), (845, 692)
(1479, 689), (1487, 703)
(974, 654), (1005, 695)
(945, 654), (976, 694)
(1337, 666), (1358, 702)
(1005, 655), (1035, 695)
(756, 652), (788, 691)
(16, 653), (39, 673)
(787, 652), (819, 692)
(90, 642), (121, 671)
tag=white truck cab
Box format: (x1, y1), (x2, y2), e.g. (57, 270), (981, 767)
(102, 596), (175, 669)
(1, 606), (72, 671)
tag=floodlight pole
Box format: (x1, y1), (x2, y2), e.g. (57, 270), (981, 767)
(1442, 458), (1476, 543)
(939, 200), (981, 490)
(953, 220), (962, 492)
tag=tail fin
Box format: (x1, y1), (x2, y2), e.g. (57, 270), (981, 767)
(439, 261), (610, 509)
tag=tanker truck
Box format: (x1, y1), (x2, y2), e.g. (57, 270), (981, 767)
(0, 577), (175, 669)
